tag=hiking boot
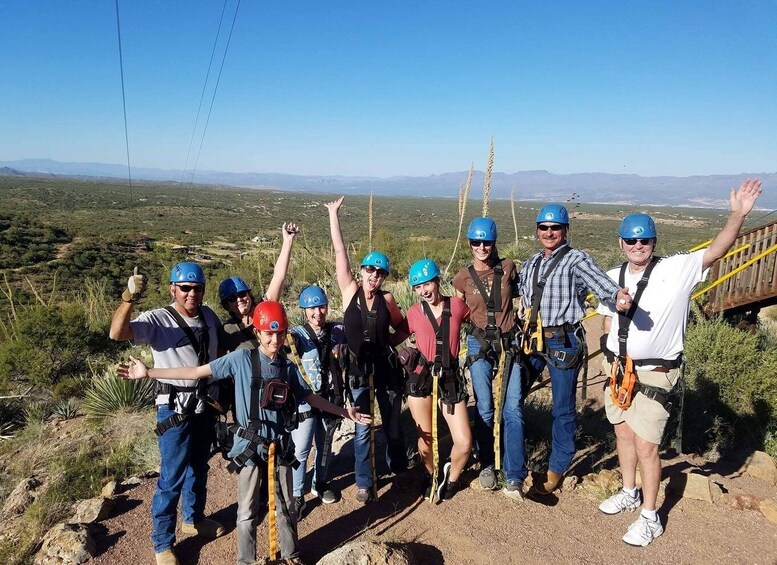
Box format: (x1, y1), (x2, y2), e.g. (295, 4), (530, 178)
(503, 480), (525, 501)
(599, 489), (642, 515)
(529, 470), (562, 496)
(181, 518), (225, 538)
(436, 462), (452, 502)
(155, 549), (180, 565)
(355, 487), (372, 504)
(293, 496), (307, 521)
(311, 482), (338, 504)
(441, 479), (461, 501)
(479, 466), (498, 490)
(622, 513), (664, 547)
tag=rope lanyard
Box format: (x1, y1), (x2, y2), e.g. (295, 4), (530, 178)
(368, 373), (378, 499)
(492, 347), (506, 471)
(267, 442), (278, 561)
(285, 333), (312, 388)
(429, 369), (440, 504)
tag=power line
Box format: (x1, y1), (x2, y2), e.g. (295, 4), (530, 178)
(189, 0), (241, 187)
(180, 0), (230, 185)
(114, 0), (133, 195)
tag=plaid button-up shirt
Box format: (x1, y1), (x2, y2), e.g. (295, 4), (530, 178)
(518, 244), (620, 326)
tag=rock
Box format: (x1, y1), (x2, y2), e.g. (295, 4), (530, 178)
(135, 469), (159, 479)
(561, 476), (578, 493)
(120, 476), (142, 487)
(760, 499), (777, 525)
(742, 451), (777, 485)
(70, 497), (115, 524)
(101, 480), (118, 497)
(709, 481), (723, 503)
(2, 477), (42, 517)
(720, 493), (762, 511)
(316, 541), (415, 565)
(579, 469), (622, 500)
(666, 471), (714, 503)
(34, 523), (96, 565)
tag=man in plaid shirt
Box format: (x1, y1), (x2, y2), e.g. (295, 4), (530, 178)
(519, 204), (631, 496)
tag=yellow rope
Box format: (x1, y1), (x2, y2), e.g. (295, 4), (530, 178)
(429, 370), (439, 503)
(267, 442), (277, 561)
(492, 347), (506, 472)
(369, 373), (378, 499)
(692, 243), (777, 300)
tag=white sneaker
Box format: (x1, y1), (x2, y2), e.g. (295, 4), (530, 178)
(622, 514), (664, 547)
(599, 489), (641, 515)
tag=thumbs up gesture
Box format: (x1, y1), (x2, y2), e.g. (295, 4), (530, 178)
(122, 266), (148, 303)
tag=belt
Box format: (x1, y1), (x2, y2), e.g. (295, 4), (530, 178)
(298, 410), (314, 423)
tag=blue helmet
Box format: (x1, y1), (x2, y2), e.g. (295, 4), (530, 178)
(299, 285), (329, 308)
(170, 262), (206, 284)
(408, 259), (441, 287)
(218, 276), (251, 300)
(361, 251), (391, 274)
(467, 217), (498, 241)
(619, 213), (657, 239)
(536, 204), (569, 225)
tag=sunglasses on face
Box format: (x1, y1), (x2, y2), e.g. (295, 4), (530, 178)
(363, 265), (388, 277)
(537, 224), (565, 232)
(176, 284), (204, 294)
(226, 290), (250, 303)
(622, 238), (654, 246)
(469, 240), (495, 248)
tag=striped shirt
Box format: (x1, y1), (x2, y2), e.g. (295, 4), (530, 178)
(518, 244), (620, 326)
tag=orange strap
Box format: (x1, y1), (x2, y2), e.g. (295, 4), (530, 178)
(609, 356), (637, 410)
(267, 442), (278, 561)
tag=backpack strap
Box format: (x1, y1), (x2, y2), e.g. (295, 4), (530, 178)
(616, 256), (660, 361)
(163, 305), (210, 365)
(421, 297), (452, 373)
(528, 245), (572, 330)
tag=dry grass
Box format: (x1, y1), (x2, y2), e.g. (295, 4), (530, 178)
(444, 163), (474, 277)
(482, 136), (494, 218)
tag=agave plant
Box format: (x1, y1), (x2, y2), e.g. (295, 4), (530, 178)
(83, 367), (155, 422)
(52, 397), (81, 420)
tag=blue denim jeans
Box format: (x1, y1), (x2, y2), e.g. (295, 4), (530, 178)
(290, 410), (338, 497)
(151, 406), (214, 553)
(467, 335), (527, 481)
(351, 385), (407, 489)
(528, 330), (581, 476)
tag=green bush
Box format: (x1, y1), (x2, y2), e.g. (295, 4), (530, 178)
(83, 369), (155, 422)
(52, 398), (80, 420)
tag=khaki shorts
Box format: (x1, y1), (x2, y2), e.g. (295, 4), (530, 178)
(602, 358), (681, 445)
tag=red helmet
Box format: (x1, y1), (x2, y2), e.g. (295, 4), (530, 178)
(252, 300), (288, 332)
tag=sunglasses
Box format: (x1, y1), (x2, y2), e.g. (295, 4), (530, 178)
(363, 265), (388, 277)
(226, 290), (250, 303)
(622, 238), (654, 246)
(469, 240), (495, 248)
(537, 224), (565, 232)
(176, 284), (204, 293)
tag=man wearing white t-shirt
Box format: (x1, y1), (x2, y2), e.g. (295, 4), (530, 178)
(597, 178), (762, 547)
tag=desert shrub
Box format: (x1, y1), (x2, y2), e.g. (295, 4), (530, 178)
(83, 368), (155, 422)
(0, 304), (99, 389)
(52, 374), (91, 400)
(683, 312), (777, 455)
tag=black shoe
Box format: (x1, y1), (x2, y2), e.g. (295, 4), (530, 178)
(293, 496), (306, 521)
(442, 479), (461, 501)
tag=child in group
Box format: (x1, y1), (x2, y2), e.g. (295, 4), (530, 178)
(402, 259), (472, 502)
(119, 300), (370, 565)
(288, 285), (348, 518)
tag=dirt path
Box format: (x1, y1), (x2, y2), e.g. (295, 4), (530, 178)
(90, 324), (777, 564)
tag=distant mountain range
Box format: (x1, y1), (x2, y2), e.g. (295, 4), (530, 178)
(1, 158), (775, 209)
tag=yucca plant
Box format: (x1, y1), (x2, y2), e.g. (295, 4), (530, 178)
(52, 397), (81, 420)
(83, 367), (155, 422)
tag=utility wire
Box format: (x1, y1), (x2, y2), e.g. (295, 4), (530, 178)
(180, 0), (230, 185)
(189, 0), (241, 187)
(114, 0), (133, 197)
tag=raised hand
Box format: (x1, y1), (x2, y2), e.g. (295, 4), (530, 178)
(122, 266), (148, 303)
(117, 356), (149, 380)
(324, 196), (345, 214)
(282, 222), (299, 242)
(730, 178), (762, 217)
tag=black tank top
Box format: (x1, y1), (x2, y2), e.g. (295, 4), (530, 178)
(343, 288), (391, 356)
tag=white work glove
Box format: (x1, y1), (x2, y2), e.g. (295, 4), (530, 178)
(122, 266), (148, 303)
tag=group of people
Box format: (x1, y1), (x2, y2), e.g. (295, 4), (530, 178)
(113, 178), (762, 564)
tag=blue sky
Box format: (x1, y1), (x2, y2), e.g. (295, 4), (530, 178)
(1, 1), (775, 177)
